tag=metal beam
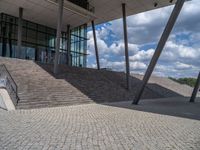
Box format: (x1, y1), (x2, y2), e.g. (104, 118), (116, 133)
(17, 7), (23, 58)
(91, 20), (100, 70)
(133, 0), (185, 105)
(122, 3), (130, 90)
(67, 24), (71, 66)
(54, 0), (64, 74)
(190, 72), (200, 103)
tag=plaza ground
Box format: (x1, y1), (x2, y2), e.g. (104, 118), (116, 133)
(0, 97), (200, 150)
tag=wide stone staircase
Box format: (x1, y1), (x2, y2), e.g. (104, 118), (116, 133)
(0, 57), (194, 109)
(0, 58), (93, 109)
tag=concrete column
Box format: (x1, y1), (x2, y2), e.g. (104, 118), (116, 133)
(190, 72), (200, 102)
(17, 7), (23, 58)
(122, 3), (130, 90)
(133, 0), (185, 105)
(54, 0), (64, 74)
(91, 20), (100, 70)
(67, 25), (71, 66)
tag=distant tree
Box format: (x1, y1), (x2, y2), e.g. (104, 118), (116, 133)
(168, 77), (197, 87)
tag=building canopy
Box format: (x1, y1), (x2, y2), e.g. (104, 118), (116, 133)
(0, 0), (176, 30)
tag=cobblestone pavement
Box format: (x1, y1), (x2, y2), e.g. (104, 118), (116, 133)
(0, 99), (200, 150)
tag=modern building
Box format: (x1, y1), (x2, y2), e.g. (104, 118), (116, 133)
(0, 13), (87, 67)
(1, 0), (199, 104)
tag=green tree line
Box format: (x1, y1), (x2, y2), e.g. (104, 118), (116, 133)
(169, 77), (197, 87)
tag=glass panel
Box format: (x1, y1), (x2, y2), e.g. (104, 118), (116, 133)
(26, 47), (35, 60)
(21, 46), (26, 59)
(27, 22), (36, 30)
(0, 13), (87, 67)
(37, 32), (46, 46)
(68, 0), (89, 10)
(47, 48), (54, 64)
(70, 24), (87, 67)
(48, 35), (55, 48)
(27, 29), (36, 43)
(2, 14), (6, 22)
(0, 42), (2, 56)
(37, 46), (47, 63)
(47, 28), (55, 35)
(38, 25), (46, 32)
(11, 41), (17, 58)
(22, 27), (27, 42)
(12, 25), (17, 40)
(59, 52), (67, 64)
(22, 20), (27, 28)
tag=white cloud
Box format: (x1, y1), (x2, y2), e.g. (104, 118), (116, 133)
(87, 0), (200, 78)
(130, 62), (147, 70)
(175, 62), (193, 70)
(130, 49), (154, 62)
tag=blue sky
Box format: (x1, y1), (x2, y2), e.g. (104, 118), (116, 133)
(87, 0), (200, 78)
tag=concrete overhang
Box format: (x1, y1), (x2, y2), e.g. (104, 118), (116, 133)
(0, 0), (177, 30)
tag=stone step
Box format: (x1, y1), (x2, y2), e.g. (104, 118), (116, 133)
(0, 57), (192, 110)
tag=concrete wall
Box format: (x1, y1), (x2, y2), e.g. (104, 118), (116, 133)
(0, 88), (15, 111)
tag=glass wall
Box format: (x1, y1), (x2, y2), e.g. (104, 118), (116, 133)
(0, 13), (87, 67)
(68, 0), (89, 9)
(71, 25), (87, 67)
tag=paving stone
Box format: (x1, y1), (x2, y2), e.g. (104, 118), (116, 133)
(0, 100), (200, 150)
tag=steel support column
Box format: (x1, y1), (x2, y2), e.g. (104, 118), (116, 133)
(17, 7), (23, 58)
(190, 72), (200, 102)
(122, 3), (130, 90)
(133, 0), (185, 104)
(67, 25), (71, 66)
(54, 0), (64, 74)
(91, 20), (100, 70)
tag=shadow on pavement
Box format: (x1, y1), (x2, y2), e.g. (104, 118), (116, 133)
(102, 97), (200, 121)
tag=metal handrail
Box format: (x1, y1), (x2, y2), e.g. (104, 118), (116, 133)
(0, 64), (19, 106)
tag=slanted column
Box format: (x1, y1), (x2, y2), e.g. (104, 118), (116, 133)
(190, 72), (200, 102)
(122, 3), (130, 90)
(133, 0), (185, 105)
(54, 0), (64, 74)
(91, 20), (100, 70)
(17, 7), (23, 58)
(67, 25), (71, 66)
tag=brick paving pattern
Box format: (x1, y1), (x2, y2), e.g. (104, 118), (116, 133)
(0, 101), (200, 150)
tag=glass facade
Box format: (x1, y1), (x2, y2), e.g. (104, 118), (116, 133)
(71, 26), (87, 67)
(68, 0), (94, 12)
(0, 13), (87, 67)
(69, 0), (89, 9)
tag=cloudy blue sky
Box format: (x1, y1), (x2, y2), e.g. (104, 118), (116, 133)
(86, 0), (200, 78)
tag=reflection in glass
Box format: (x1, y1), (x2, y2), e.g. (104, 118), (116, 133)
(0, 13), (87, 67)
